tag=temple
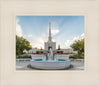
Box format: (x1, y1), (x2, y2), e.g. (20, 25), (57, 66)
(44, 22), (56, 51)
(23, 22), (77, 54)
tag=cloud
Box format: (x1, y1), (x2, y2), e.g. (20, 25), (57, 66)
(51, 29), (59, 36)
(30, 33), (84, 49)
(30, 42), (43, 49)
(51, 22), (60, 36)
(30, 38), (44, 49)
(16, 18), (23, 37)
(28, 34), (32, 38)
(29, 22), (60, 49)
(47, 22), (60, 36)
(81, 33), (84, 39)
(27, 34), (47, 49)
(65, 33), (84, 48)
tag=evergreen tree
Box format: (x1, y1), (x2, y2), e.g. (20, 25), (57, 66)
(58, 44), (61, 50)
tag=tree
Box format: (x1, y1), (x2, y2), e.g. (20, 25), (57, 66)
(34, 47), (37, 49)
(70, 39), (84, 58)
(41, 47), (43, 50)
(36, 51), (39, 54)
(16, 35), (32, 55)
(58, 44), (61, 50)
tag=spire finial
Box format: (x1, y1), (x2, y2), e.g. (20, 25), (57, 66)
(49, 22), (51, 37)
(48, 22), (52, 42)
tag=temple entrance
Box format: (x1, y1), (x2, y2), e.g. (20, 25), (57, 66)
(48, 47), (52, 50)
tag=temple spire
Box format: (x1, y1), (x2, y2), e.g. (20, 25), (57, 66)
(48, 22), (52, 42)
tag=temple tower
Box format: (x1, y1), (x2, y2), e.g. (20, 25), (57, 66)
(44, 22), (56, 51)
(48, 22), (52, 42)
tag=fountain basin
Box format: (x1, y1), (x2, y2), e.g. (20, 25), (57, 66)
(30, 59), (71, 69)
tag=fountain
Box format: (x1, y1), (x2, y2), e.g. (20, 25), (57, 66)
(29, 22), (71, 69)
(30, 48), (71, 70)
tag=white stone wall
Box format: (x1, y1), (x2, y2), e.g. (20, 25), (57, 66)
(55, 54), (69, 60)
(31, 54), (44, 60)
(23, 48), (77, 54)
(44, 42), (56, 51)
(52, 42), (56, 50)
(31, 54), (69, 60)
(56, 49), (78, 54)
(29, 49), (38, 53)
(62, 49), (73, 53)
(23, 50), (28, 54)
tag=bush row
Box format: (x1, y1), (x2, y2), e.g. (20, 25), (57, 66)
(16, 54), (31, 59)
(69, 54), (84, 59)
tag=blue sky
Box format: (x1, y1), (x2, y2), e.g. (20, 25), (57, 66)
(16, 16), (84, 49)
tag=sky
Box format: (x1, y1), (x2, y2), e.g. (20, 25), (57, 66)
(16, 16), (84, 49)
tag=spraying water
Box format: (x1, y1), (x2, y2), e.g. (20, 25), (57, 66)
(42, 55), (46, 61)
(49, 48), (53, 60)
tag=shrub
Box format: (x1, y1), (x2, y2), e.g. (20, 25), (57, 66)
(57, 51), (63, 54)
(16, 54), (31, 59)
(36, 51), (39, 54)
(69, 54), (84, 59)
(69, 54), (78, 59)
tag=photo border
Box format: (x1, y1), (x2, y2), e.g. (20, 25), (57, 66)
(0, 0), (100, 86)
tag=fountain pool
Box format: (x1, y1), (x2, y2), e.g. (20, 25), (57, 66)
(34, 59), (66, 61)
(30, 48), (71, 70)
